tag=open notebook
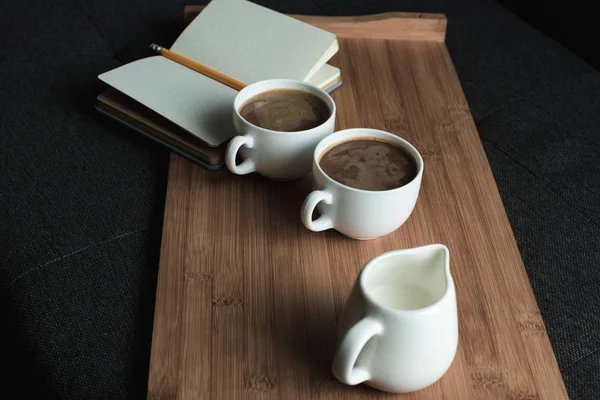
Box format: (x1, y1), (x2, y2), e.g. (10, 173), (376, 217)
(96, 0), (342, 169)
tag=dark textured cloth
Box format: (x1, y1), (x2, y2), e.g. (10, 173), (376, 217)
(1, 0), (599, 398)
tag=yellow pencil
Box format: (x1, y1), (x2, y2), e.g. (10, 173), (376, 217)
(150, 43), (247, 91)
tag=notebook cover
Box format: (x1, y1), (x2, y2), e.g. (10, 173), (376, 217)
(96, 88), (226, 168)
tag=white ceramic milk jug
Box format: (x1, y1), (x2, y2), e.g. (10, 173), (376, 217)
(332, 244), (458, 393)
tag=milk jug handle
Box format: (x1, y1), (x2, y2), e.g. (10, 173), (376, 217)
(332, 317), (383, 385)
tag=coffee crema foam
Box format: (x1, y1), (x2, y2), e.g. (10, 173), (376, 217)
(239, 89), (330, 132)
(319, 138), (417, 191)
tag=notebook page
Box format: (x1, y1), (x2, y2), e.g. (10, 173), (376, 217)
(307, 64), (340, 89)
(171, 0), (337, 84)
(308, 41), (339, 80)
(98, 56), (237, 147)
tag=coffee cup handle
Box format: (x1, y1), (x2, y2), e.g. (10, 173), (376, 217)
(225, 134), (256, 175)
(332, 317), (383, 386)
(301, 190), (334, 232)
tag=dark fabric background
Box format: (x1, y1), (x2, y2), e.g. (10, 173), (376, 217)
(1, 0), (599, 398)
(496, 0), (600, 71)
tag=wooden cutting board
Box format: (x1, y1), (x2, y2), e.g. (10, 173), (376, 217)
(147, 8), (567, 399)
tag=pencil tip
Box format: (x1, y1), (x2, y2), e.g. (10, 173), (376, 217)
(150, 43), (162, 53)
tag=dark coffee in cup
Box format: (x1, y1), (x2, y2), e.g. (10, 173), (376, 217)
(319, 138), (417, 191)
(239, 89), (330, 132)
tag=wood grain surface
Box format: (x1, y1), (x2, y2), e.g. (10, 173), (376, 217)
(147, 10), (567, 400)
(184, 6), (447, 42)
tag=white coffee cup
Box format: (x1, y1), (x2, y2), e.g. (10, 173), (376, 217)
(301, 128), (423, 240)
(225, 79), (336, 181)
(332, 245), (458, 393)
